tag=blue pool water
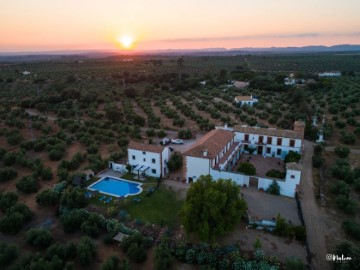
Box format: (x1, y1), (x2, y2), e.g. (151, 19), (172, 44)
(88, 177), (142, 197)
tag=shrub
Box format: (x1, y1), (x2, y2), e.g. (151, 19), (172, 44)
(2, 152), (17, 166)
(77, 237), (97, 266)
(284, 151), (301, 163)
(26, 228), (53, 248)
(334, 241), (360, 270)
(266, 169), (285, 179)
(334, 146), (350, 158)
(0, 192), (18, 212)
(341, 132), (356, 145)
(121, 233), (149, 263)
(342, 220), (360, 240)
(36, 189), (60, 206)
(40, 167), (53, 181)
(266, 180), (281, 195)
(49, 149), (65, 161)
(336, 195), (358, 215)
(237, 162), (256, 175)
(117, 138), (129, 147)
(154, 241), (173, 270)
(146, 129), (156, 137)
(157, 130), (167, 138)
(60, 186), (87, 209)
(101, 255), (130, 270)
(0, 243), (19, 268)
(178, 129), (192, 139)
(0, 203), (33, 234)
(127, 243), (147, 263)
(354, 178), (360, 192)
(284, 257), (305, 270)
(16, 175), (39, 193)
(0, 168), (18, 182)
(167, 152), (183, 171)
(7, 133), (24, 145)
(330, 181), (350, 196)
(60, 209), (90, 233)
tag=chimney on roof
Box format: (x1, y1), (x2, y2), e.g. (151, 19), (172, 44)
(203, 149), (208, 157)
(224, 123), (228, 129)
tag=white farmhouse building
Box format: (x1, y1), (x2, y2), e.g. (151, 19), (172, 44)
(234, 95), (258, 106)
(183, 129), (241, 183)
(128, 141), (170, 178)
(318, 71), (341, 77)
(183, 121), (305, 198)
(232, 121), (304, 160)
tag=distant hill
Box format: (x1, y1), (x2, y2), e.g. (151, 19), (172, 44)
(0, 44), (360, 61)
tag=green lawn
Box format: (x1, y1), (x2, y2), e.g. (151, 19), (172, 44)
(124, 186), (183, 228)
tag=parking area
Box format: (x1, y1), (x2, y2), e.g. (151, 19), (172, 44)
(151, 133), (205, 154)
(242, 188), (300, 225)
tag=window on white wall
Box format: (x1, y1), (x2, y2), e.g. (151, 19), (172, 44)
(152, 158), (155, 163)
(143, 158), (146, 162)
(142, 151), (146, 155)
(291, 175), (295, 179)
(277, 149), (282, 155)
(132, 155), (135, 160)
(152, 169), (156, 174)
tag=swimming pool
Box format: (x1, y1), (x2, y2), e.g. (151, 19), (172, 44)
(87, 177), (142, 197)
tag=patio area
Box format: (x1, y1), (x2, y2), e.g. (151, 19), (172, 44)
(242, 188), (300, 225)
(233, 154), (285, 178)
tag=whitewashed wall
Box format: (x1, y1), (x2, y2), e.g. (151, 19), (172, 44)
(128, 149), (161, 177)
(185, 156), (210, 182)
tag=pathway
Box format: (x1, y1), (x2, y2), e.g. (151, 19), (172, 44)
(299, 140), (328, 270)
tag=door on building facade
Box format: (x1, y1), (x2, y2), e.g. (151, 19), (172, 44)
(249, 177), (258, 188)
(257, 146), (263, 155)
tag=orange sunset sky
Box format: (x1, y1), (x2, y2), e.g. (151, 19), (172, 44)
(0, 0), (360, 52)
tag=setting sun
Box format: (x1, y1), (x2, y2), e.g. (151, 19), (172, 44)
(118, 36), (134, 49)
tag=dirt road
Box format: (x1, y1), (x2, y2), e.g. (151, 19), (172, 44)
(299, 140), (329, 270)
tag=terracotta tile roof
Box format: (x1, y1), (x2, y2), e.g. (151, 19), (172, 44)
(233, 125), (302, 140)
(286, 162), (302, 171)
(235, 96), (254, 102)
(128, 141), (164, 154)
(184, 129), (234, 159)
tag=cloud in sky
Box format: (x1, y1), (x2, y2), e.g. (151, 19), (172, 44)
(152, 32), (360, 43)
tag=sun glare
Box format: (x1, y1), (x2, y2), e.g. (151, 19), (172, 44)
(118, 36), (134, 49)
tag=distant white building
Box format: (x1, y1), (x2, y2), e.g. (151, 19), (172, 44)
(183, 121), (305, 198)
(233, 81), (249, 89)
(22, 71), (31, 75)
(234, 95), (258, 106)
(128, 141), (170, 178)
(318, 71), (341, 77)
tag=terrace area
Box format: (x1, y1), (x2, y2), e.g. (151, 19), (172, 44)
(233, 154), (286, 178)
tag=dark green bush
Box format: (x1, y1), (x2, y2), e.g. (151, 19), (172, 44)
(16, 175), (39, 193)
(336, 195), (358, 215)
(0, 167), (18, 182)
(342, 220), (360, 240)
(266, 180), (281, 195)
(26, 228), (53, 248)
(266, 169), (285, 179)
(334, 146), (350, 158)
(36, 189), (60, 206)
(0, 191), (18, 212)
(284, 151), (301, 163)
(0, 243), (19, 268)
(237, 162), (256, 175)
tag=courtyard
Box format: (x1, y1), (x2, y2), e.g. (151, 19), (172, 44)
(234, 154), (286, 178)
